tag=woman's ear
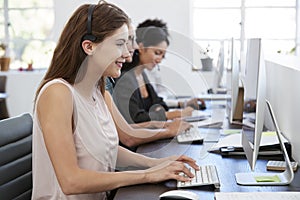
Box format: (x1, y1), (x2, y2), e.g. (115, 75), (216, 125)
(138, 43), (144, 49)
(81, 40), (94, 55)
(138, 43), (144, 54)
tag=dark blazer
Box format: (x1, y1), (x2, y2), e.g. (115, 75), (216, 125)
(113, 69), (168, 124)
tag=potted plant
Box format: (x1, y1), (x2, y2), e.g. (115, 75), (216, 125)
(200, 45), (213, 71)
(0, 43), (11, 71)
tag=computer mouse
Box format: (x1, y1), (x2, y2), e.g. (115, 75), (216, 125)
(197, 100), (206, 110)
(159, 190), (199, 200)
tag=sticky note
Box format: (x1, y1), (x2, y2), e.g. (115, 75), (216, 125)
(255, 175), (281, 182)
(222, 129), (242, 135)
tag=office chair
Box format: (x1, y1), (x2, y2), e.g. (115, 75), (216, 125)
(0, 113), (33, 200)
(0, 75), (9, 119)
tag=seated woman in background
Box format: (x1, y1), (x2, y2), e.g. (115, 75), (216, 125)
(104, 21), (192, 151)
(113, 19), (204, 124)
(32, 3), (198, 199)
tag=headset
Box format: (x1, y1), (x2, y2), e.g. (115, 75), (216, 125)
(81, 4), (97, 42)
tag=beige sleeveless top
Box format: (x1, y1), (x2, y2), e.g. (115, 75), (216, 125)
(32, 79), (119, 200)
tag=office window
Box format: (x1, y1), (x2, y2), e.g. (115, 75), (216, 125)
(192, 0), (297, 63)
(0, 0), (55, 69)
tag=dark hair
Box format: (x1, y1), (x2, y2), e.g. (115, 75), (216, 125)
(35, 2), (129, 103)
(136, 19), (169, 47)
(122, 19), (169, 73)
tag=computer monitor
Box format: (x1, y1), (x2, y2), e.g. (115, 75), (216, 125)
(226, 38), (244, 124)
(210, 41), (225, 94)
(235, 38), (294, 185)
(241, 38), (266, 171)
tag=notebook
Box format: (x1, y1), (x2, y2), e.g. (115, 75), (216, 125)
(215, 192), (300, 200)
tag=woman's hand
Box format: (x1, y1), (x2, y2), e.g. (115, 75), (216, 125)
(183, 98), (206, 110)
(164, 155), (199, 170)
(181, 107), (194, 117)
(144, 155), (199, 183)
(165, 119), (192, 137)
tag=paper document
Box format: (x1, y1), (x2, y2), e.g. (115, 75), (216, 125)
(182, 110), (211, 122)
(190, 118), (223, 128)
(208, 131), (288, 152)
(197, 93), (230, 100)
(215, 192), (300, 200)
(188, 109), (224, 128)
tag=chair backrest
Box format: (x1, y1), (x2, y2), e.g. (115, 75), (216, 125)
(0, 113), (33, 200)
(0, 75), (9, 119)
(0, 75), (7, 93)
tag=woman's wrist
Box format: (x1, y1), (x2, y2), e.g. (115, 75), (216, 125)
(178, 100), (187, 108)
(166, 110), (181, 120)
(146, 157), (160, 168)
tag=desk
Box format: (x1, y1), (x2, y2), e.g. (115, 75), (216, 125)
(113, 130), (300, 199)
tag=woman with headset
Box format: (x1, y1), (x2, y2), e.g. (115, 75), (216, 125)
(104, 21), (192, 151)
(113, 19), (204, 124)
(32, 2), (198, 199)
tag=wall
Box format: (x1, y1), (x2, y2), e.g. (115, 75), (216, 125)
(0, 70), (45, 117)
(3, 0), (214, 116)
(53, 0), (208, 96)
(265, 54), (300, 163)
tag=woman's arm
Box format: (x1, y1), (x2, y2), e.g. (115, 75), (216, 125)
(37, 84), (197, 195)
(117, 145), (199, 170)
(36, 84), (151, 194)
(129, 120), (165, 129)
(104, 91), (191, 147)
(113, 71), (167, 123)
(165, 107), (194, 120)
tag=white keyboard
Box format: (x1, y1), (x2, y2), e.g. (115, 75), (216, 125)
(177, 126), (204, 143)
(177, 165), (220, 188)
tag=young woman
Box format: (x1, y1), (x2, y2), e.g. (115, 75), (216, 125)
(32, 2), (198, 200)
(104, 21), (192, 150)
(113, 19), (203, 124)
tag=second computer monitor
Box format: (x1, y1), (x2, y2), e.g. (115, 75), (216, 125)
(227, 38), (244, 124)
(241, 38), (266, 170)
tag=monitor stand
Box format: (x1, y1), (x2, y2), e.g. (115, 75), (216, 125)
(235, 100), (294, 185)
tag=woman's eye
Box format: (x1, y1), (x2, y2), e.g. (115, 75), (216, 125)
(117, 43), (124, 47)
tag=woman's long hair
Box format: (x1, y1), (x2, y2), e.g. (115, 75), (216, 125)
(34, 2), (129, 104)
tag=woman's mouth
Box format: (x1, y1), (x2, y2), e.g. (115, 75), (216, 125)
(115, 61), (123, 68)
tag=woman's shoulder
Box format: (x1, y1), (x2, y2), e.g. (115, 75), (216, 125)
(39, 79), (73, 101)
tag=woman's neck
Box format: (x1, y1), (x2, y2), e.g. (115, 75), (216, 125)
(74, 71), (100, 101)
(135, 64), (145, 75)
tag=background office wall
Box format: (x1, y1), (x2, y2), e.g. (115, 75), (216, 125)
(0, 70), (45, 117)
(54, 1), (300, 164)
(265, 55), (300, 163)
(2, 0), (210, 117)
(55, 0), (208, 96)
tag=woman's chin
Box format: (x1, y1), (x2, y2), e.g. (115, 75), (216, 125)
(111, 71), (121, 78)
(146, 65), (155, 71)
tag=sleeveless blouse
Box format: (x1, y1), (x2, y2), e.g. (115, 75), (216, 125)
(32, 79), (119, 200)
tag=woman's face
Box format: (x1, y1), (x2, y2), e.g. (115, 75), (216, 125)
(138, 41), (168, 71)
(125, 24), (138, 63)
(92, 24), (130, 78)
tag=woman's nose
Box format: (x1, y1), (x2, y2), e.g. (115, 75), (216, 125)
(156, 55), (164, 63)
(122, 46), (131, 58)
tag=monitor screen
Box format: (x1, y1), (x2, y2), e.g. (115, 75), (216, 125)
(241, 38), (266, 170)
